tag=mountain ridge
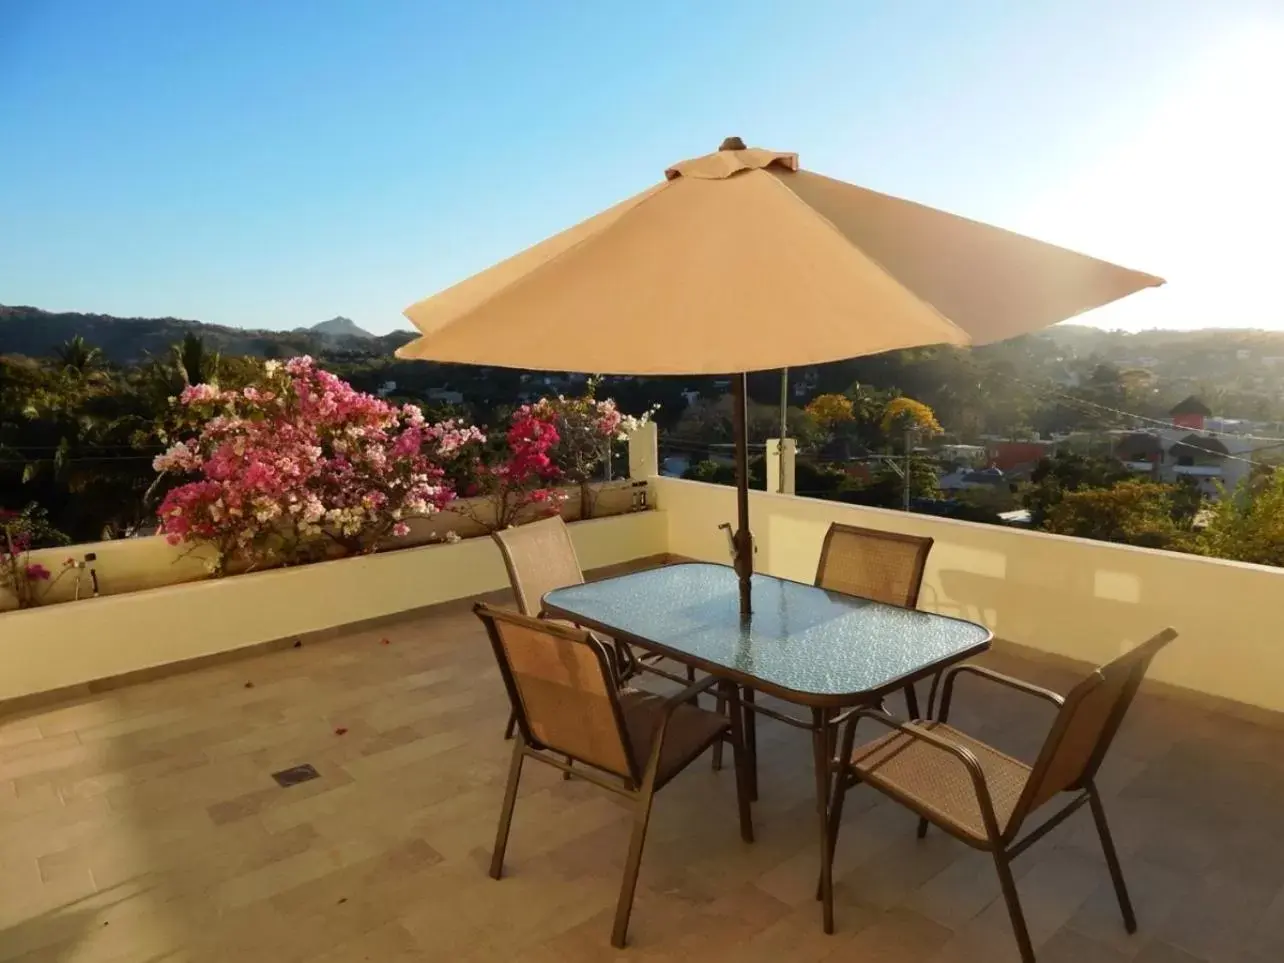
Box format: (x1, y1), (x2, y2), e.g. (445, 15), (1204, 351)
(6, 303), (1284, 374)
(0, 305), (411, 362)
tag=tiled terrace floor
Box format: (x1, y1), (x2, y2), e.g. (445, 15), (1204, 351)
(2, 586), (1284, 962)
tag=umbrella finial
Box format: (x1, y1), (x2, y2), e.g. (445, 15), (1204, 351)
(719, 136), (747, 151)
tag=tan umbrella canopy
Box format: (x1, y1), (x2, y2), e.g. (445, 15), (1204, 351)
(399, 137), (1163, 613)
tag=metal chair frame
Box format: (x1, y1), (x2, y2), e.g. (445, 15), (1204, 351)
(823, 629), (1177, 962)
(476, 603), (755, 949)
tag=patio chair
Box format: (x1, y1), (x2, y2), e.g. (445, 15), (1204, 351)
(475, 603), (754, 949)
(814, 522), (935, 717)
(492, 516), (678, 741)
(712, 522), (934, 773)
(822, 628), (1178, 962)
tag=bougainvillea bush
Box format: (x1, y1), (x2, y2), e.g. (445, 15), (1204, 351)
(447, 402), (570, 532)
(151, 357), (656, 574)
(0, 504), (71, 608)
(528, 381), (656, 518)
(153, 357), (484, 573)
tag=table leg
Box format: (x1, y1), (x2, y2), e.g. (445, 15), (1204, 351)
(904, 682), (921, 720)
(743, 688), (759, 801)
(722, 681), (754, 844)
(812, 706), (834, 931)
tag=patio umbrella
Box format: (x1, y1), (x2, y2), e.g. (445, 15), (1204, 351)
(399, 137), (1163, 615)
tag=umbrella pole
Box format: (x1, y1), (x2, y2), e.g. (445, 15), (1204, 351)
(732, 372), (753, 616)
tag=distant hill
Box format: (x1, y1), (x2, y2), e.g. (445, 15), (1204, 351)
(0, 305), (412, 363)
(306, 316), (376, 340)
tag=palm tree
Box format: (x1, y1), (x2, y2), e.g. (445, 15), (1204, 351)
(172, 332), (219, 385)
(54, 336), (104, 375)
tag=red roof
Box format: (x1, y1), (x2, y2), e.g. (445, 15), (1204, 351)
(988, 441), (1050, 472)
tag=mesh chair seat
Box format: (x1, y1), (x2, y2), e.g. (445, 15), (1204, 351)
(621, 690), (730, 789)
(848, 722), (1030, 843)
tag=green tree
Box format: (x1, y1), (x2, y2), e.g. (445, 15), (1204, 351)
(837, 456), (940, 509)
(1168, 477), (1205, 528)
(670, 396), (821, 452)
(1022, 452), (1131, 528)
(792, 460), (851, 498)
(681, 456), (766, 489)
(841, 383), (895, 451)
(1199, 469), (1284, 566)
(53, 335), (104, 376)
(1043, 480), (1186, 549)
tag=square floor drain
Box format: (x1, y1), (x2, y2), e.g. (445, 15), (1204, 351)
(271, 763), (320, 788)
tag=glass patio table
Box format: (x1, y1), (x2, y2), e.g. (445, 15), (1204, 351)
(543, 561), (992, 925)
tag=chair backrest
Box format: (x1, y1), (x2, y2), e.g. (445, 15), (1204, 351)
(1009, 627), (1178, 832)
(492, 516), (584, 616)
(475, 603), (640, 784)
(814, 522), (934, 608)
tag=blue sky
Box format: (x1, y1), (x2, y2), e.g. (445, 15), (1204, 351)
(2, 0), (1280, 334)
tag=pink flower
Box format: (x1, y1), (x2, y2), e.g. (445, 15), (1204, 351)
(153, 440), (202, 473)
(391, 522), (411, 538)
(24, 563), (51, 581)
(179, 383), (225, 405)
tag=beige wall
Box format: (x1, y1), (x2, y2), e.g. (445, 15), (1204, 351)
(0, 510), (666, 703)
(653, 476), (1284, 715)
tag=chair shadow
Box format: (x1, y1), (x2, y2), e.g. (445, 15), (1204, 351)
(0, 877), (163, 962)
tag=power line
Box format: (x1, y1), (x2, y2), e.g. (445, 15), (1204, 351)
(994, 370), (1284, 444)
(988, 372), (1281, 472)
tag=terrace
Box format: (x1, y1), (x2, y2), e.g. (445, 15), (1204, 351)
(3, 436), (1284, 962)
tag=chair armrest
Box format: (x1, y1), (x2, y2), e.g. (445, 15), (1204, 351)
(849, 708), (986, 774)
(936, 664), (1063, 722)
(659, 673), (722, 713)
(635, 674), (724, 788)
(842, 708), (1005, 840)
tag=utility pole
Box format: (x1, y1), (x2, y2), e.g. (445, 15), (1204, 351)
(778, 368), (789, 493)
(903, 427), (915, 512)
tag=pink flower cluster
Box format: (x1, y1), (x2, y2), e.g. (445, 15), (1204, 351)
(154, 357), (485, 571)
(452, 404), (569, 531)
(505, 407), (563, 483)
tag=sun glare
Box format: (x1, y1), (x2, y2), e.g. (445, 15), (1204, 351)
(1023, 22), (1284, 331)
